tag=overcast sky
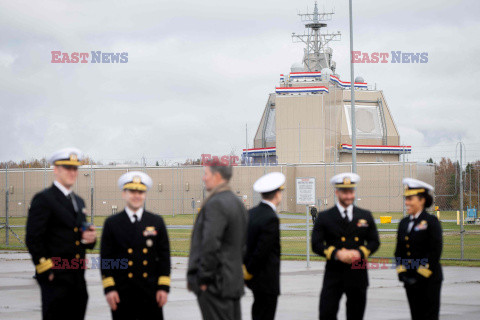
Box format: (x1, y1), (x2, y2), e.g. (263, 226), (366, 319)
(0, 0), (479, 164)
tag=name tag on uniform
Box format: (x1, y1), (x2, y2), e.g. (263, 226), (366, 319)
(414, 220), (428, 231)
(357, 219), (369, 227)
(143, 226), (157, 237)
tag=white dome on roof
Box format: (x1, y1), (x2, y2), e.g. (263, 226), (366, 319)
(321, 68), (333, 81)
(355, 76), (365, 83)
(321, 68), (333, 75)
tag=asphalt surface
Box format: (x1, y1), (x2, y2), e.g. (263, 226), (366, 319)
(0, 251), (479, 319)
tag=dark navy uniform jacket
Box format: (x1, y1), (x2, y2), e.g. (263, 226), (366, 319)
(312, 205), (380, 288)
(395, 210), (443, 282)
(26, 184), (96, 279)
(244, 202), (281, 295)
(100, 210), (171, 295)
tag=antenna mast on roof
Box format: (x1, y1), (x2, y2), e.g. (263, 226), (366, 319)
(292, 1), (341, 72)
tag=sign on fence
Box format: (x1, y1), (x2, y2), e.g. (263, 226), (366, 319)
(296, 177), (316, 205)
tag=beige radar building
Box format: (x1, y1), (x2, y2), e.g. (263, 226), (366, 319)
(245, 2), (411, 165)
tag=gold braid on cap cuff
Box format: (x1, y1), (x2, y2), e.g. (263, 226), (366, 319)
(54, 160), (82, 166)
(243, 265), (253, 280)
(36, 258), (53, 274)
(359, 246), (371, 259)
(404, 188), (426, 196)
(102, 277), (115, 288)
(158, 276), (171, 286)
(335, 184), (356, 189)
(417, 265), (432, 278)
(123, 183), (147, 191)
(324, 246), (336, 260)
(396, 265), (407, 274)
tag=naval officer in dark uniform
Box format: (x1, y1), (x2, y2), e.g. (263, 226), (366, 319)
(395, 178), (442, 320)
(100, 171), (171, 320)
(244, 172), (285, 320)
(312, 173), (380, 320)
(26, 147), (97, 320)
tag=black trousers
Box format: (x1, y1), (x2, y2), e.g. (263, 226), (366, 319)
(111, 289), (163, 320)
(38, 273), (88, 320)
(197, 289), (241, 320)
(319, 281), (367, 320)
(252, 291), (278, 320)
(405, 281), (441, 320)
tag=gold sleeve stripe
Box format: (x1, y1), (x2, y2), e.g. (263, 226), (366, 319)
(417, 266), (433, 278)
(324, 246), (336, 260)
(359, 246), (371, 259)
(36, 258), (53, 274)
(158, 276), (171, 286)
(396, 265), (407, 274)
(243, 264), (253, 280)
(102, 277), (115, 288)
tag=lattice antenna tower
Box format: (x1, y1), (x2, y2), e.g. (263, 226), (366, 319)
(292, 1), (341, 72)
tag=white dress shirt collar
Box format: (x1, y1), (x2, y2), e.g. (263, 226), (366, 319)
(261, 199), (277, 212)
(407, 210), (423, 232)
(336, 202), (353, 221)
(410, 210), (422, 220)
(54, 180), (73, 197)
(125, 206), (144, 223)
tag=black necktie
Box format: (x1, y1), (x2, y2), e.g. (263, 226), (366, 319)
(343, 210), (349, 224)
(66, 193), (78, 213)
(407, 218), (416, 233)
(133, 214), (139, 224)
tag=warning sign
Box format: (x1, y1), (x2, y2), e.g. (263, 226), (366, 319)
(296, 177), (316, 205)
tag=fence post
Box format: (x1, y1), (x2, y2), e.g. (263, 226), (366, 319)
(182, 167), (184, 215)
(22, 169), (26, 217)
(90, 164), (94, 224)
(306, 205), (310, 268)
(44, 157), (47, 190)
(459, 142), (464, 260)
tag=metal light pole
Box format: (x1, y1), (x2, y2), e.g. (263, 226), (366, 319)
(402, 145), (406, 217)
(458, 142), (464, 259)
(5, 164), (9, 246)
(245, 123), (248, 166)
(349, 0), (357, 174)
(90, 163), (94, 224)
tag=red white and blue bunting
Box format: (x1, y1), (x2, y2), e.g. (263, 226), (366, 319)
(275, 86), (329, 94)
(330, 75), (368, 89)
(340, 144), (411, 153)
(242, 147), (276, 155)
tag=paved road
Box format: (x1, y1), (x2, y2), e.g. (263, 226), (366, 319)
(0, 251), (479, 319)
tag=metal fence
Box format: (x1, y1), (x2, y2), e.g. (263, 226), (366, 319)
(1, 161), (479, 261)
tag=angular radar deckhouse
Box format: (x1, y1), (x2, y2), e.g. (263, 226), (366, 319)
(245, 2), (410, 165)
